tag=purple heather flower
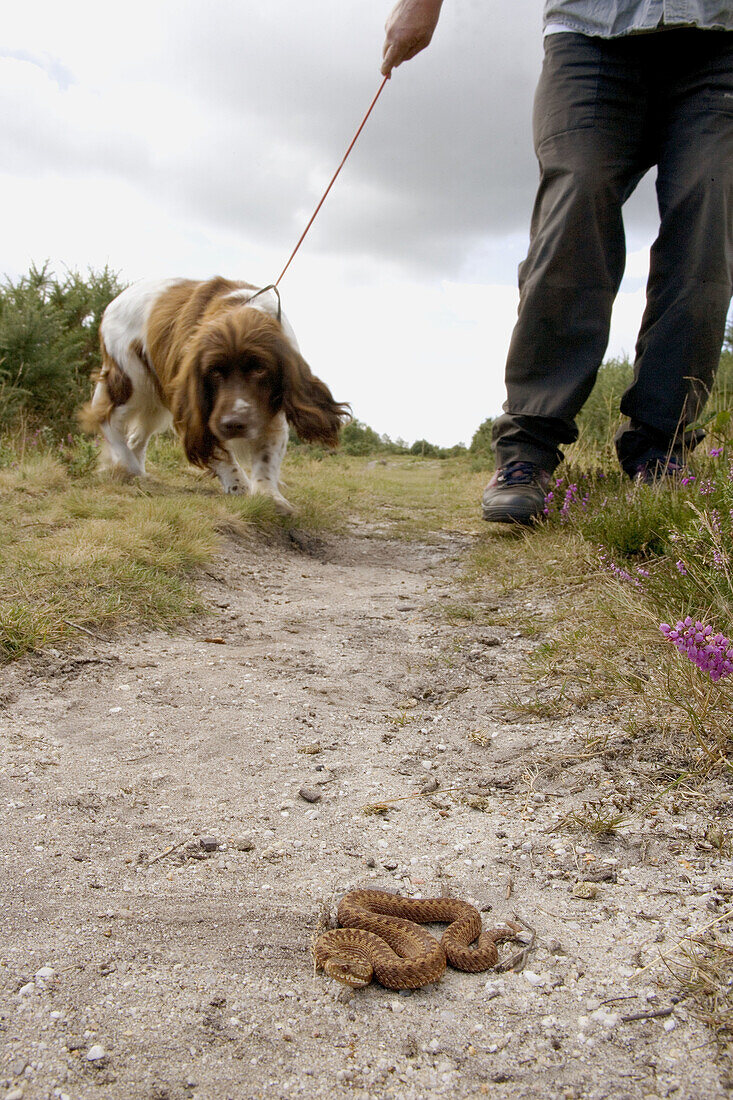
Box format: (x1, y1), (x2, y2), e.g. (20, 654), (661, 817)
(598, 551), (642, 588)
(660, 618), (733, 682)
(699, 479), (714, 495)
(709, 447), (724, 457)
(681, 475), (696, 487)
(676, 560), (688, 575)
(560, 483), (579, 520)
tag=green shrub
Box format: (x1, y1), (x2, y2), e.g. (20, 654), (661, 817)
(0, 262), (124, 435)
(469, 417), (494, 456)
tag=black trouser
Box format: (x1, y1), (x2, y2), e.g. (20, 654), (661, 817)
(492, 29), (733, 475)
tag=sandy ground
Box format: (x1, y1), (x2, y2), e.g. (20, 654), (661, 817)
(1, 524), (732, 1100)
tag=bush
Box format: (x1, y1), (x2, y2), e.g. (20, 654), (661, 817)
(340, 419), (387, 455)
(0, 262), (124, 435)
(410, 439), (440, 457)
(469, 417), (494, 456)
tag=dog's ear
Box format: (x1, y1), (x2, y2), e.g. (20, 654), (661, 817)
(172, 338), (217, 467)
(278, 340), (350, 448)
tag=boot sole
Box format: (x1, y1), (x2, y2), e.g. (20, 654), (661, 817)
(481, 507), (542, 526)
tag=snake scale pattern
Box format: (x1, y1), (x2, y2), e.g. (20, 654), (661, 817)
(313, 889), (522, 990)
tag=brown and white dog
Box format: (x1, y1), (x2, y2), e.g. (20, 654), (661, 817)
(80, 276), (349, 513)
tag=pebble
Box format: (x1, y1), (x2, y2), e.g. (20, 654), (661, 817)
(17, 983), (36, 997)
(262, 843), (290, 861)
(298, 787), (322, 804)
(6, 1090), (25, 1100)
(34, 967), (55, 981)
(86, 1044), (106, 1061)
(591, 1008), (620, 1027)
(200, 837), (219, 852)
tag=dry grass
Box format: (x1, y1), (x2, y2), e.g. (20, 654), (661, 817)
(0, 439), (487, 664)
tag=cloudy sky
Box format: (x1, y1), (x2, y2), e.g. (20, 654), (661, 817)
(2, 0), (663, 446)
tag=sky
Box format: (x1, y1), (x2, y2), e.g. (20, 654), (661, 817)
(1, 0), (666, 447)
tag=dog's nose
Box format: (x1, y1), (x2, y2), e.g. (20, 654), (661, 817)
(219, 413), (248, 435)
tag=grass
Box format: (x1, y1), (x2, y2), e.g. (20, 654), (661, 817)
(0, 433), (486, 665)
(0, 435), (289, 663)
(4, 420), (733, 768)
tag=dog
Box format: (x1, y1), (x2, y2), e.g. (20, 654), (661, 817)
(80, 276), (349, 513)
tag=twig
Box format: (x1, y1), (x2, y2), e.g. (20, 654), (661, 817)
(496, 913), (536, 973)
(62, 619), (105, 641)
(621, 1006), (674, 1023)
(362, 785), (477, 812)
(147, 837), (191, 865)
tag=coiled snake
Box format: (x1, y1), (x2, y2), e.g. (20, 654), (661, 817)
(313, 889), (522, 990)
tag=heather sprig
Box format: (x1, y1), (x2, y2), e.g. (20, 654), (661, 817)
(660, 618), (733, 682)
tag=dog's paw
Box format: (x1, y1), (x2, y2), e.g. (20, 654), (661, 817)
(224, 481), (250, 495)
(271, 494), (296, 516)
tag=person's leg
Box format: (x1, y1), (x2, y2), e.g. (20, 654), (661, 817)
(491, 32), (652, 475)
(615, 30), (733, 475)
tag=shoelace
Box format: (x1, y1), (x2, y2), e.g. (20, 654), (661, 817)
(497, 461), (542, 486)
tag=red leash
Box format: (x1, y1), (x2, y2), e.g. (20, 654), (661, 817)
(274, 75), (390, 287)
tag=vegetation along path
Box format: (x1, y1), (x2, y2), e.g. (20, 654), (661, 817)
(1, 456), (732, 1100)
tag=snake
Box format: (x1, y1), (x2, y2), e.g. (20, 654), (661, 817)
(313, 889), (522, 990)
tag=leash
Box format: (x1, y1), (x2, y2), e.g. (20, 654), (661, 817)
(248, 75), (390, 321)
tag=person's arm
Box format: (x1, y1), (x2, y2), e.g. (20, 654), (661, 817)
(381, 0), (444, 77)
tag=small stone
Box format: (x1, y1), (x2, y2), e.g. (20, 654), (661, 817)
(234, 838), (255, 851)
(467, 796), (489, 812)
(298, 787), (322, 804)
(6, 1090), (25, 1100)
(17, 982), (36, 996)
(200, 837), (219, 852)
(86, 1044), (106, 1061)
(571, 882), (598, 900)
(591, 1007), (620, 1027)
(34, 966), (55, 981)
(297, 742), (322, 755)
(383, 859), (398, 871)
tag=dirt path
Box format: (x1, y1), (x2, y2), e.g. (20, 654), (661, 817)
(0, 526), (730, 1100)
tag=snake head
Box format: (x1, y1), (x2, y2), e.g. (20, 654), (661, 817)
(323, 956), (373, 988)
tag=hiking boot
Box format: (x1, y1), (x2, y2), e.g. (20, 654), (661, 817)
(628, 451), (686, 485)
(481, 461), (552, 526)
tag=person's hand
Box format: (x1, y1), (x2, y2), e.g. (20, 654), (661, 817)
(381, 0), (444, 77)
